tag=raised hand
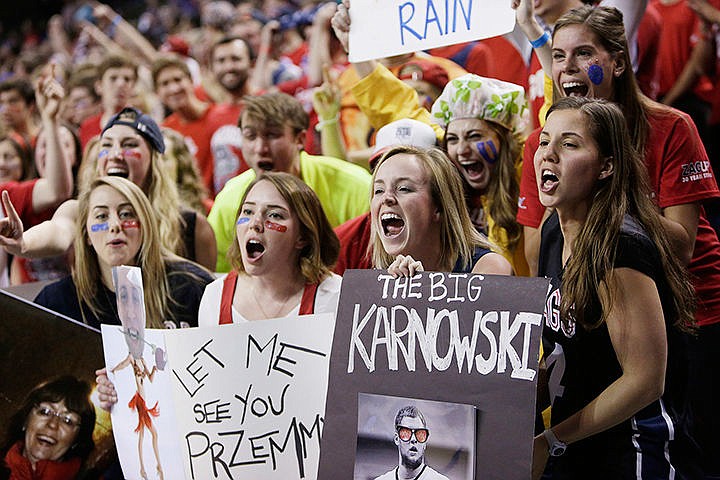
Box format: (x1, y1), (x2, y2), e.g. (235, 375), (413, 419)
(688, 0), (720, 25)
(0, 191), (25, 257)
(511, 0), (536, 28)
(35, 64), (65, 121)
(330, 0), (351, 53)
(314, 1), (338, 27)
(312, 65), (341, 122)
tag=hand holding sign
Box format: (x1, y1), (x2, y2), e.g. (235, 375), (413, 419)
(388, 254), (425, 278)
(95, 367), (118, 411)
(330, 0), (351, 53)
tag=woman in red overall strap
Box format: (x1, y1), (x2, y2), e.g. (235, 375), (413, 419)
(198, 172), (343, 325)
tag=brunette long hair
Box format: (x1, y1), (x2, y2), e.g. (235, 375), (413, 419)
(551, 97), (695, 331)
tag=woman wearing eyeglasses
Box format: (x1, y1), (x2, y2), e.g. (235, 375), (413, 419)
(0, 376), (96, 480)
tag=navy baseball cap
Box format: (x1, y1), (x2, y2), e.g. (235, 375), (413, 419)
(101, 107), (165, 153)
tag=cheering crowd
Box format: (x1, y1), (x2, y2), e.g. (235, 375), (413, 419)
(1, 0), (720, 478)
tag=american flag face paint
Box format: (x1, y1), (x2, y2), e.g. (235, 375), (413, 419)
(476, 140), (499, 164)
(121, 219), (140, 230)
(91, 222), (109, 232)
(98, 149), (110, 160)
(264, 220), (287, 232)
(236, 217), (250, 225)
(123, 149), (143, 160)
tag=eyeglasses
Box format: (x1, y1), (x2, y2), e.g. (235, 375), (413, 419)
(33, 405), (82, 429)
(397, 426), (429, 443)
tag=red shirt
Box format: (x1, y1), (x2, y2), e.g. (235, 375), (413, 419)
(1, 179), (37, 227)
(334, 212), (372, 275)
(652, 0), (716, 101)
(635, 3), (662, 100)
(428, 42), (494, 78)
(78, 112), (103, 151)
(428, 37), (528, 90)
(518, 106), (720, 326)
(163, 103), (245, 196)
(527, 52), (545, 129)
(481, 36), (528, 91)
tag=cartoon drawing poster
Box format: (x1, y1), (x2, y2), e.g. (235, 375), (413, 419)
(102, 265), (185, 480)
(102, 325), (185, 480)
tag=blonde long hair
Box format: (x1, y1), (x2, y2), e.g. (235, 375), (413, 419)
(551, 98), (695, 332)
(370, 146), (495, 271)
(77, 137), (185, 256)
(74, 177), (171, 328)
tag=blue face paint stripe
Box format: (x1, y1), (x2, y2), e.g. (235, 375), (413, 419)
(236, 217), (250, 225)
(91, 222), (109, 232)
(588, 64), (604, 85)
(476, 140), (499, 164)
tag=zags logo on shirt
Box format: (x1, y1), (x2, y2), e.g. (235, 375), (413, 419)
(681, 161), (713, 183)
(544, 287), (575, 338)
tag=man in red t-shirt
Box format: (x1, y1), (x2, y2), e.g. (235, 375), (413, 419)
(78, 55), (138, 150)
(153, 55), (246, 197)
(197, 36), (253, 107)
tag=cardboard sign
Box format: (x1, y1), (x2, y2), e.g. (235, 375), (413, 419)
(0, 289), (114, 474)
(318, 270), (549, 480)
(348, 0), (515, 62)
(164, 313), (335, 479)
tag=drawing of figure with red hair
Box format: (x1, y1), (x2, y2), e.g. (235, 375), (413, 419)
(111, 266), (164, 480)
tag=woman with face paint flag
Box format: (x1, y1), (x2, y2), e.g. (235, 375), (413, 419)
(330, 2), (532, 276)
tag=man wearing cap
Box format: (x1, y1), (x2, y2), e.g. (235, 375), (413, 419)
(1, 107), (216, 272)
(208, 92), (372, 273)
(374, 406), (450, 480)
(334, 118), (437, 274)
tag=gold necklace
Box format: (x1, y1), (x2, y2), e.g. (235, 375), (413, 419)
(250, 283), (301, 319)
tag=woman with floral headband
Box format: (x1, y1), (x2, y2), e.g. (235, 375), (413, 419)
(429, 74), (530, 275)
(330, 4), (531, 275)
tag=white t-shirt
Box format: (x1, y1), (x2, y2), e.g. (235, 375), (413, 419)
(198, 273), (342, 327)
(375, 465), (450, 480)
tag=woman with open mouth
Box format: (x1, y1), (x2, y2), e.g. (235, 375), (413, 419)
(532, 96), (698, 479)
(1, 376), (96, 479)
(429, 74), (530, 276)
(0, 107), (217, 271)
(197, 171), (342, 325)
(370, 145), (512, 278)
(29, 176), (212, 330)
(514, 3), (720, 475)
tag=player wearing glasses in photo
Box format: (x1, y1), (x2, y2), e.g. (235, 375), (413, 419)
(374, 406), (450, 480)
